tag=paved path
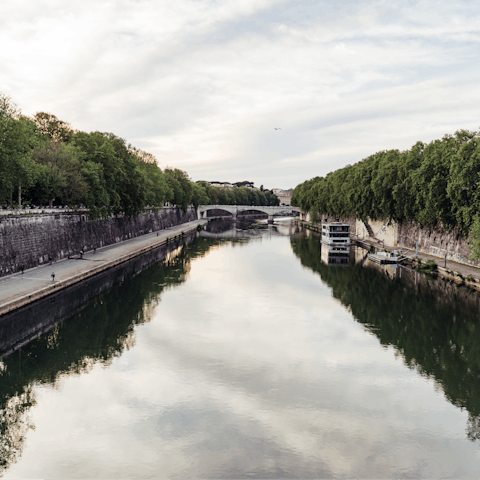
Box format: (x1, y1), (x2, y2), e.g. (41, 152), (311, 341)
(0, 219), (207, 317)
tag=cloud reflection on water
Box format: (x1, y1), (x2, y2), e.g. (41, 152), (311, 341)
(3, 236), (479, 478)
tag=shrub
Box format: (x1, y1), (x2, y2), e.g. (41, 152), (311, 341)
(425, 259), (438, 271)
(417, 259), (438, 274)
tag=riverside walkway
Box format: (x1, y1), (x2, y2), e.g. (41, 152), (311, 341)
(353, 235), (480, 289)
(0, 218), (207, 317)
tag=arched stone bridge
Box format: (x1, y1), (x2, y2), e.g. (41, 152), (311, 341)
(197, 205), (300, 223)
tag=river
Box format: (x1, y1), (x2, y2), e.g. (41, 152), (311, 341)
(1, 217), (480, 478)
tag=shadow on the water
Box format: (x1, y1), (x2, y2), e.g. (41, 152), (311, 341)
(0, 234), (251, 475)
(0, 232), (197, 358)
(200, 217), (300, 238)
(290, 234), (480, 446)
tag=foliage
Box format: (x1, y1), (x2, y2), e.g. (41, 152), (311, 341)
(30, 140), (87, 207)
(467, 216), (480, 260)
(33, 112), (74, 143)
(192, 182), (279, 208)
(165, 168), (193, 214)
(292, 129), (480, 259)
(416, 259), (438, 274)
(132, 148), (172, 207)
(0, 92), (279, 216)
(0, 95), (40, 205)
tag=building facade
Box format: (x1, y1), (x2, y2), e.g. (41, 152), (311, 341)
(272, 188), (293, 205)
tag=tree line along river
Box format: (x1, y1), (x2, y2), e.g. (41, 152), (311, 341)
(1, 217), (480, 478)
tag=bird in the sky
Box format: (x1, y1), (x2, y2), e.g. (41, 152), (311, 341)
(274, 127), (281, 130)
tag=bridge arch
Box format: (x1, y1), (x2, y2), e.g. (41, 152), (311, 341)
(197, 205), (300, 222)
(200, 207), (236, 218)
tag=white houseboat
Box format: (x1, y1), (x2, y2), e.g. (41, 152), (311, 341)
(321, 222), (351, 246)
(320, 222), (351, 265)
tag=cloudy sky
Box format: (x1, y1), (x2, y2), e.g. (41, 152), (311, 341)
(2, 0), (480, 189)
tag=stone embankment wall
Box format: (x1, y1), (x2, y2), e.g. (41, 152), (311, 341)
(302, 210), (479, 268)
(0, 206), (197, 277)
(0, 232), (196, 357)
(356, 218), (398, 246)
(397, 221), (478, 267)
(355, 217), (479, 268)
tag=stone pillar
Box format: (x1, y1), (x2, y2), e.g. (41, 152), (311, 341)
(268, 214), (274, 224)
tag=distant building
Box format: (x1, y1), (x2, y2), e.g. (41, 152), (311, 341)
(272, 188), (293, 205)
(203, 181), (260, 190)
(208, 181), (234, 189)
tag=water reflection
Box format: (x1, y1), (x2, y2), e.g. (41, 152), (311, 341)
(0, 236), (239, 475)
(292, 234), (480, 445)
(320, 244), (352, 266)
(201, 217), (299, 238)
(1, 220), (480, 477)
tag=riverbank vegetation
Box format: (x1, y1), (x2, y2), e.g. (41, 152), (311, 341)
(0, 93), (278, 219)
(291, 130), (480, 254)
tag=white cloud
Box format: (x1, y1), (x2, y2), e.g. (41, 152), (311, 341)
(1, 0), (480, 188)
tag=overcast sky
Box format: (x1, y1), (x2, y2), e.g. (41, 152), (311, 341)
(2, 0), (480, 189)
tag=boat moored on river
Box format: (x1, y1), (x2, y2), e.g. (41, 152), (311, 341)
(368, 249), (409, 265)
(321, 222), (351, 246)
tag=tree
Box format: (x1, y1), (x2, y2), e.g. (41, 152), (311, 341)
(31, 140), (87, 207)
(0, 95), (39, 205)
(81, 161), (110, 218)
(33, 112), (74, 143)
(165, 168), (193, 213)
(392, 141), (424, 222)
(131, 148), (173, 207)
(72, 131), (146, 218)
(191, 183), (210, 208)
(447, 130), (480, 234)
(468, 216), (480, 260)
(411, 136), (455, 229)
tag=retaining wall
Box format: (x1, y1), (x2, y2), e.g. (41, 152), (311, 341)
(0, 231), (196, 357)
(357, 217), (479, 268)
(310, 212), (479, 267)
(0, 207), (197, 277)
(356, 218), (398, 246)
(397, 221), (479, 267)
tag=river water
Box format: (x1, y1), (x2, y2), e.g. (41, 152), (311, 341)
(1, 218), (480, 478)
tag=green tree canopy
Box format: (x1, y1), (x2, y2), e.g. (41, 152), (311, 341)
(0, 91), (279, 216)
(31, 140), (87, 207)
